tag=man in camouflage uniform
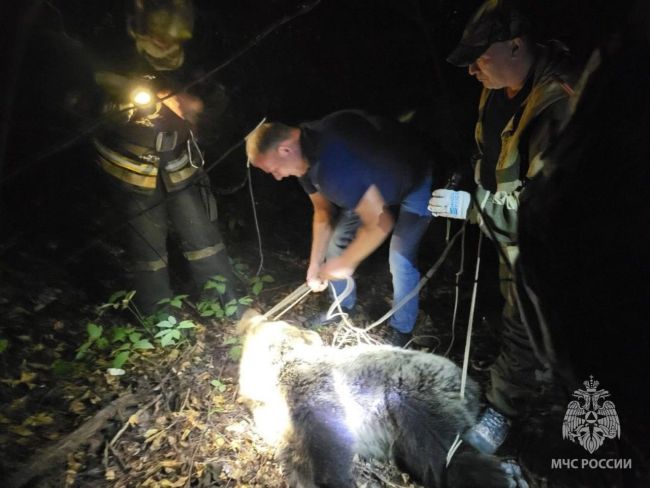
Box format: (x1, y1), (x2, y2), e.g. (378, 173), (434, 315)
(428, 0), (575, 455)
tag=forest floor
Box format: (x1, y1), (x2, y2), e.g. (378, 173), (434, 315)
(0, 195), (647, 488)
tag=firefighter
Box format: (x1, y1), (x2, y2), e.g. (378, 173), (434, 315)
(93, 0), (241, 314)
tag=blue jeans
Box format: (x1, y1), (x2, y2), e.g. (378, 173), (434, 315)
(326, 173), (432, 332)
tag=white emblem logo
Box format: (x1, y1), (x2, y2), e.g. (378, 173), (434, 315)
(562, 376), (620, 453)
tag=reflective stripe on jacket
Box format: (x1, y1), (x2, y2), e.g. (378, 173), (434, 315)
(94, 100), (198, 192)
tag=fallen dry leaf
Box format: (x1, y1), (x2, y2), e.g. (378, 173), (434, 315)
(8, 425), (33, 437)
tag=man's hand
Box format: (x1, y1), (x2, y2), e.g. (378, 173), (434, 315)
(428, 189), (471, 219)
(318, 257), (355, 282)
(160, 91), (204, 125)
(306, 263), (328, 292)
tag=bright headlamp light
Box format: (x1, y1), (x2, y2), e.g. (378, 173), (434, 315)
(131, 87), (155, 108)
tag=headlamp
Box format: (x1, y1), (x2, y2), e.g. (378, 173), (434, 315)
(131, 87), (155, 108)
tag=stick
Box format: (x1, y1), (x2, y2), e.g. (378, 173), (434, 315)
(8, 393), (141, 488)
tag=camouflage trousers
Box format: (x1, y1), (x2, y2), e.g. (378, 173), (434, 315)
(486, 244), (548, 418)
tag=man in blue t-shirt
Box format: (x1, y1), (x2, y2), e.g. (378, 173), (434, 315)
(246, 110), (433, 346)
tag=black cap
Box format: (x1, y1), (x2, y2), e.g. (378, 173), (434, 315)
(447, 0), (531, 67)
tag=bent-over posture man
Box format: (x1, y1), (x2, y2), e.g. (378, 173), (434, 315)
(247, 110), (433, 346)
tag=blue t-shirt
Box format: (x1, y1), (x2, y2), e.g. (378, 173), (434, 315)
(298, 111), (428, 209)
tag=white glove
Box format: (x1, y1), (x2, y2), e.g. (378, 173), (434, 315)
(428, 189), (471, 219)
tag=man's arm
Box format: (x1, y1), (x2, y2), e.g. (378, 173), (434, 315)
(319, 185), (394, 280)
(306, 192), (335, 291)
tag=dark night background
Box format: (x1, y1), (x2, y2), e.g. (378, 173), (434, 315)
(0, 0), (635, 292)
(0, 0), (648, 486)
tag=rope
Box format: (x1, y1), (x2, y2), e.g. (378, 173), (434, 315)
(325, 277), (355, 322)
(247, 163), (264, 277)
(444, 221), (467, 357)
(263, 283), (312, 321)
(258, 224), (465, 347)
(446, 230), (484, 467)
(329, 279), (384, 348)
(257, 220), (482, 468)
(244, 116), (269, 276)
(362, 226), (465, 334)
(460, 231), (482, 396)
(470, 191), (514, 274)
(301, 225), (464, 348)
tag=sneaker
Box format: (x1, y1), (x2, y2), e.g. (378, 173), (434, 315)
(387, 328), (413, 348)
(463, 407), (511, 455)
(303, 307), (353, 328)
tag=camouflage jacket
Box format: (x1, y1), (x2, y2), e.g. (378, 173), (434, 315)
(473, 40), (576, 246)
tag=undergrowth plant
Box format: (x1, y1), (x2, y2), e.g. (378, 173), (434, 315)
(197, 275), (253, 318)
(75, 291), (197, 370)
(75, 270), (271, 370)
(249, 274), (274, 296)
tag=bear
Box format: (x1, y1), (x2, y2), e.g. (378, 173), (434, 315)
(237, 309), (508, 488)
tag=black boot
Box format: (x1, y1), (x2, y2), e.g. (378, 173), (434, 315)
(131, 266), (173, 315)
(387, 328), (413, 347)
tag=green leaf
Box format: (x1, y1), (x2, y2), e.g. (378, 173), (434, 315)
(0, 339), (8, 354)
(216, 283), (226, 295)
(154, 329), (170, 338)
(75, 342), (90, 360)
(210, 379), (227, 392)
(252, 281), (263, 296)
(156, 320), (173, 328)
(198, 301), (223, 317)
(239, 296), (253, 305)
(123, 290), (137, 305)
(111, 327), (129, 343)
(96, 337), (109, 350)
(87, 323), (103, 340)
(177, 320), (196, 329)
(115, 342), (131, 352)
(167, 316), (177, 325)
(108, 290), (128, 304)
(112, 351), (130, 369)
(96, 302), (115, 312)
(261, 275), (274, 283)
(159, 333), (176, 347)
(225, 304), (238, 316)
(228, 345), (242, 362)
(154, 309), (171, 320)
(51, 359), (75, 376)
(128, 332), (142, 343)
(204, 276), (227, 291)
(169, 296), (184, 308)
(222, 337), (238, 346)
(132, 339), (154, 350)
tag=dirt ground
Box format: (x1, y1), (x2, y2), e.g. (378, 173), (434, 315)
(0, 199), (647, 488)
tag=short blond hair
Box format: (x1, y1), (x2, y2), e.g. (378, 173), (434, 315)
(245, 122), (294, 161)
